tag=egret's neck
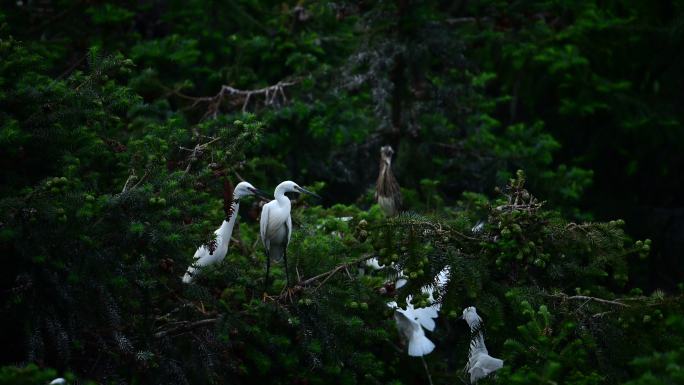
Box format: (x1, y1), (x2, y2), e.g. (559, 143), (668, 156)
(273, 187), (292, 208)
(219, 199), (240, 237)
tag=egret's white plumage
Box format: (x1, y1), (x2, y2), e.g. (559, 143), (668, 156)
(388, 266), (451, 356)
(471, 220), (485, 234)
(467, 334), (503, 383)
(462, 306), (483, 331)
(365, 257), (385, 270)
(49, 379), (67, 385)
(462, 306), (503, 383)
(183, 181), (267, 283)
(395, 273), (408, 289)
(407, 265), (451, 331)
(260, 180), (320, 287)
(387, 301), (435, 357)
(393, 307), (436, 356)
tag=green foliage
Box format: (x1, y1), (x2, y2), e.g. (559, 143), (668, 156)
(0, 364), (91, 385)
(1, 2), (683, 385)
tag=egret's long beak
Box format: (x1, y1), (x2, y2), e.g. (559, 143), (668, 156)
(249, 187), (272, 200)
(295, 186), (322, 199)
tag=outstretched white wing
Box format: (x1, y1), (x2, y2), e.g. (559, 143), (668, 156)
(393, 309), (435, 357)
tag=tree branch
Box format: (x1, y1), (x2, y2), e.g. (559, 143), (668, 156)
(548, 293), (630, 307)
(169, 79), (298, 119)
(154, 318), (218, 339)
(181, 136), (222, 173)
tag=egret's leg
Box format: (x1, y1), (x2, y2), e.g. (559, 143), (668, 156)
(263, 252), (271, 293)
(283, 248), (290, 288)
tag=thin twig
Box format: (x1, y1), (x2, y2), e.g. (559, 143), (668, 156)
(182, 136), (222, 173)
(154, 318), (218, 339)
(130, 170), (149, 191)
(121, 173), (137, 193)
(421, 356), (434, 385)
(548, 293), (629, 307)
(271, 254), (374, 302)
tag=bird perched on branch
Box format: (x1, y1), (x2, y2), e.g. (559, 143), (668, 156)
(462, 306), (503, 383)
(375, 145), (402, 216)
(183, 181), (270, 283)
(260, 180), (321, 290)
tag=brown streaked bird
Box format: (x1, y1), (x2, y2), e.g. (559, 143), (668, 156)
(375, 145), (402, 216)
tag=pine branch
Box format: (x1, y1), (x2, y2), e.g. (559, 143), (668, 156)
(180, 136), (222, 173)
(268, 254), (374, 303)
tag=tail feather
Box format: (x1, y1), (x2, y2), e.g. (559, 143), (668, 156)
(408, 334), (435, 357)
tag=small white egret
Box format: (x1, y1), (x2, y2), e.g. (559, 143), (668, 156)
(365, 257), (385, 270)
(375, 145), (402, 216)
(388, 266), (451, 356)
(471, 220), (485, 234)
(260, 180), (320, 289)
(406, 265), (451, 331)
(182, 181), (269, 283)
(392, 305), (436, 356)
(462, 306), (503, 383)
(462, 306), (483, 331)
(49, 379), (67, 385)
(395, 269), (408, 289)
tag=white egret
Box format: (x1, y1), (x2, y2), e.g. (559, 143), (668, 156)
(462, 306), (483, 331)
(182, 181), (270, 283)
(260, 180), (320, 289)
(471, 220), (485, 234)
(395, 269), (408, 289)
(49, 379), (67, 385)
(388, 266), (451, 356)
(364, 261), (407, 288)
(462, 306), (503, 383)
(393, 306), (436, 356)
(406, 265), (451, 331)
(365, 257), (385, 270)
(375, 145), (402, 216)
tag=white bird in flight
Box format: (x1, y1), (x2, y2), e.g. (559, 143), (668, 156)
(462, 306), (503, 383)
(183, 181), (269, 283)
(260, 180), (320, 289)
(393, 305), (436, 356)
(389, 266), (451, 356)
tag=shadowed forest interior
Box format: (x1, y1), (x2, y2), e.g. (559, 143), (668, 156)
(1, 1), (684, 384)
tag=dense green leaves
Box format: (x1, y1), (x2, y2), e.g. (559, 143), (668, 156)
(1, 1), (683, 385)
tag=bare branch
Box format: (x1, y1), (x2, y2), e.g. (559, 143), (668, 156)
(547, 293), (630, 308)
(154, 318), (218, 339)
(121, 172), (137, 193)
(169, 79), (298, 119)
